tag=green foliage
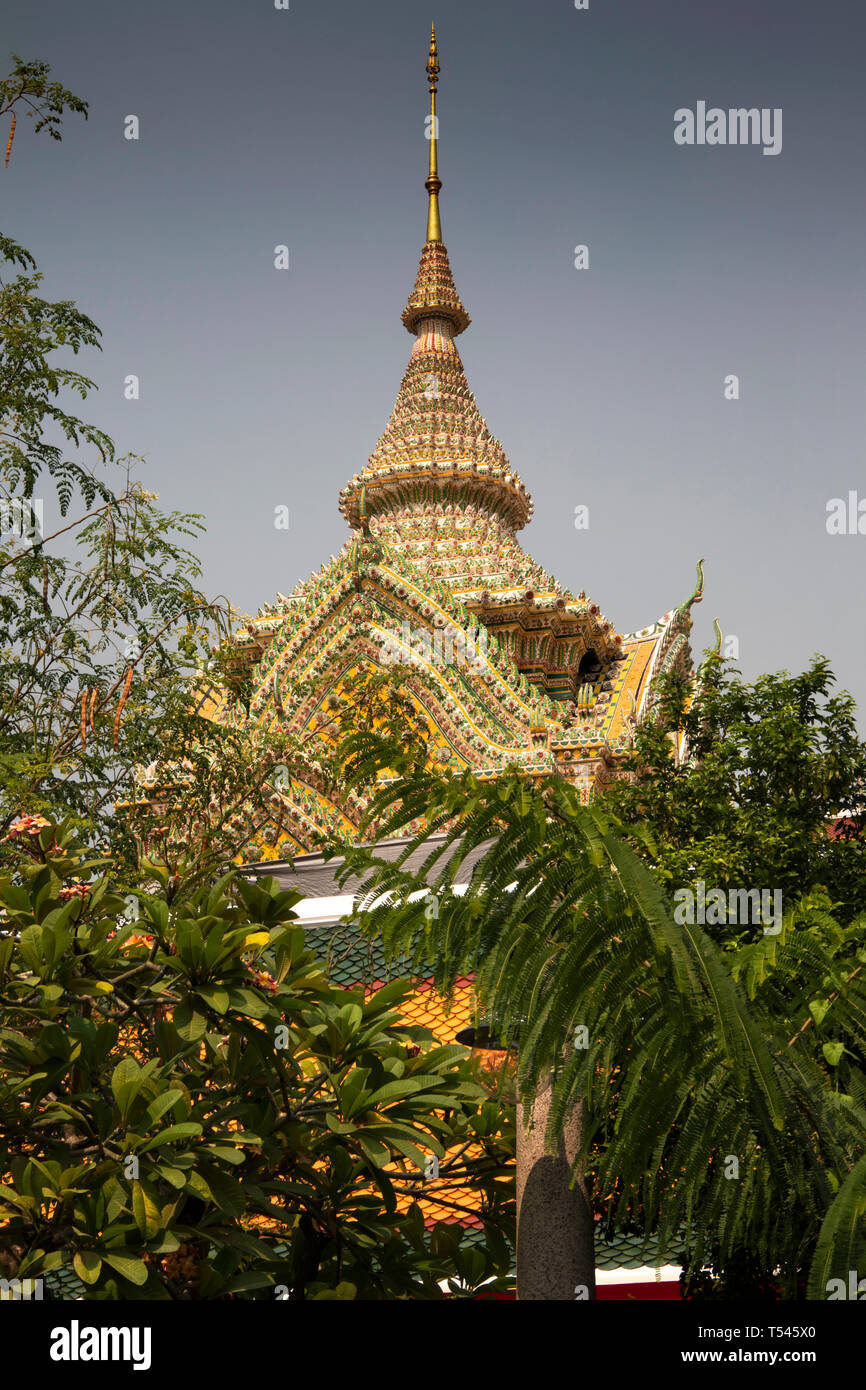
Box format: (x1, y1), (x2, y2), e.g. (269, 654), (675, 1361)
(0, 818), (514, 1298)
(0, 232), (113, 509)
(0, 221), (208, 858)
(606, 656), (866, 934)
(334, 719), (866, 1297)
(0, 54), (88, 154)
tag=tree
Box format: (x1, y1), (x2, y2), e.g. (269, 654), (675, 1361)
(333, 718), (866, 1299)
(605, 655), (866, 935)
(1, 53), (88, 168)
(0, 57), (243, 870)
(0, 66), (315, 884)
(601, 652), (866, 1296)
(0, 225), (269, 875)
(0, 815), (514, 1298)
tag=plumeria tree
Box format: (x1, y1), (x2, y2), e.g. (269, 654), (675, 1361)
(0, 814), (514, 1298)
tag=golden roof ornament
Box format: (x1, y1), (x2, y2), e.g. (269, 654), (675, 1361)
(402, 27), (469, 335)
(425, 24), (442, 244)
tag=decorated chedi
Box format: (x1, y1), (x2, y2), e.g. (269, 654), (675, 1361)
(197, 27), (704, 859)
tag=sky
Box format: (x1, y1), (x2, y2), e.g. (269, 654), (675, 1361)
(3, 0), (865, 720)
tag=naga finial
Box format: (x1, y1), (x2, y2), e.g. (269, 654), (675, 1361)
(683, 557), (705, 612)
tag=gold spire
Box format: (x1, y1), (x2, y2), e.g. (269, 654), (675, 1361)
(338, 23), (534, 540)
(425, 24), (442, 243)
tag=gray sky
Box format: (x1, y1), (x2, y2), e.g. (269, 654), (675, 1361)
(4, 0), (865, 719)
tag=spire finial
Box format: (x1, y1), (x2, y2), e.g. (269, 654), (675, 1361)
(425, 24), (442, 243)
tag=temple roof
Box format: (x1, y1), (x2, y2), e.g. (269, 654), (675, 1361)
(249, 832), (492, 898)
(186, 30), (704, 859)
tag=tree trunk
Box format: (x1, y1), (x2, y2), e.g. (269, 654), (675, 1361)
(515, 1076), (595, 1300)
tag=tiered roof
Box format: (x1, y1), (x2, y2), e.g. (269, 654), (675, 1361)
(195, 26), (704, 859)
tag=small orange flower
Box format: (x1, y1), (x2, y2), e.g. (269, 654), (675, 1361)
(121, 933), (155, 951)
(59, 884), (89, 901)
(7, 813), (51, 838)
(248, 967), (278, 994)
